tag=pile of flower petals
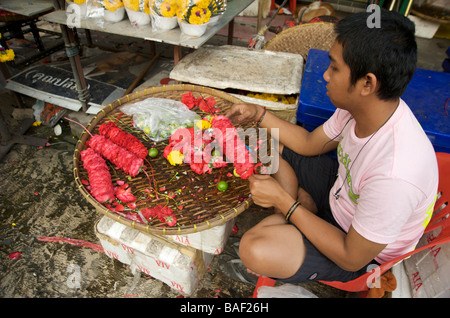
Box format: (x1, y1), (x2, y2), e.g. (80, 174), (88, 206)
(141, 204), (177, 227)
(181, 92), (220, 114)
(115, 182), (137, 203)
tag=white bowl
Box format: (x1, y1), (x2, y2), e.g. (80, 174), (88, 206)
(104, 7), (125, 22)
(178, 20), (207, 37)
(125, 7), (150, 26)
(152, 14), (178, 30)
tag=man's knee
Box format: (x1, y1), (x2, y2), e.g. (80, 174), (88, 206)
(239, 230), (266, 271)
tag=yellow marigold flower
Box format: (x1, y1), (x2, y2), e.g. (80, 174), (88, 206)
(188, 6), (211, 24)
(195, 119), (211, 130)
(32, 121), (42, 127)
(123, 0), (139, 11)
(176, 0), (189, 18)
(73, 0), (86, 4)
(196, 0), (210, 9)
(167, 150), (184, 166)
(160, 0), (177, 17)
(104, 0), (124, 11)
(0, 49), (15, 63)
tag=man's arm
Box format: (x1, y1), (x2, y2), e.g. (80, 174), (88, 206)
(249, 174), (387, 271)
(226, 103), (338, 156)
(289, 204), (387, 271)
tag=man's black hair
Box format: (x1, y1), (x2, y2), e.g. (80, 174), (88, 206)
(334, 9), (417, 101)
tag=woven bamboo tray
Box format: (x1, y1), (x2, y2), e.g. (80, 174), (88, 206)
(264, 22), (336, 60)
(73, 84), (254, 235)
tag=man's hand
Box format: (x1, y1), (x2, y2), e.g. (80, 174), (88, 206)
(225, 103), (263, 125)
(248, 174), (290, 209)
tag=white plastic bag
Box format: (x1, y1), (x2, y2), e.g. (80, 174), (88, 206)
(120, 97), (200, 141)
(257, 284), (318, 298)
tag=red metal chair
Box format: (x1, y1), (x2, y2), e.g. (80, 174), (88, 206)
(253, 152), (450, 297)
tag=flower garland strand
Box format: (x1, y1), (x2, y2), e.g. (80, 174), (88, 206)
(164, 93), (261, 179)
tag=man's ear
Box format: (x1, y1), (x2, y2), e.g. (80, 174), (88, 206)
(360, 73), (378, 96)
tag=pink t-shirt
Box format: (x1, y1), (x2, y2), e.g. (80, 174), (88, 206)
(323, 99), (438, 264)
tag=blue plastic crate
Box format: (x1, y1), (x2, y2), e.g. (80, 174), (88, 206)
(298, 49), (450, 153)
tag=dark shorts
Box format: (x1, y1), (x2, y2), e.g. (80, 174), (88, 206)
(277, 147), (379, 284)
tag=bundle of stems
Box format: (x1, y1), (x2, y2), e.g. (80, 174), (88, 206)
(208, 0), (226, 17)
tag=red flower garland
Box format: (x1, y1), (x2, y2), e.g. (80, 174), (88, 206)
(99, 121), (148, 159)
(81, 147), (116, 203)
(164, 92), (259, 179)
(87, 134), (143, 177)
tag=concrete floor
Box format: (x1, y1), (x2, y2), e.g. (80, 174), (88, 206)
(0, 5), (449, 301)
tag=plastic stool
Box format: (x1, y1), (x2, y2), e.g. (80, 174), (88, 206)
(271, 0), (297, 14)
(253, 276), (276, 298)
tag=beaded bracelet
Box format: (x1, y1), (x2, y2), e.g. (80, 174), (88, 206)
(255, 107), (267, 126)
(285, 201), (301, 222)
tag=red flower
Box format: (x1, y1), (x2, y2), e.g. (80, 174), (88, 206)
(180, 93), (220, 114)
(181, 92), (197, 110)
(190, 162), (211, 175)
(114, 204), (125, 212)
(140, 204), (177, 227)
(115, 184), (137, 203)
(198, 97), (219, 114)
(8, 252), (21, 260)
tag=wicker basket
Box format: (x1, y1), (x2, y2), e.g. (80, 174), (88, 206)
(73, 84), (255, 235)
(264, 22), (337, 60)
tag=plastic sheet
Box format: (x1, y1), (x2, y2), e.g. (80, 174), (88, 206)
(120, 97), (200, 141)
(257, 284), (318, 298)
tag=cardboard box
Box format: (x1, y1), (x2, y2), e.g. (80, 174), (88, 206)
(95, 216), (214, 296)
(170, 45), (303, 123)
(166, 218), (235, 255)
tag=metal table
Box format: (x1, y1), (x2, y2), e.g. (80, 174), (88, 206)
(41, 0), (255, 112)
(0, 0), (54, 17)
(0, 0), (62, 67)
